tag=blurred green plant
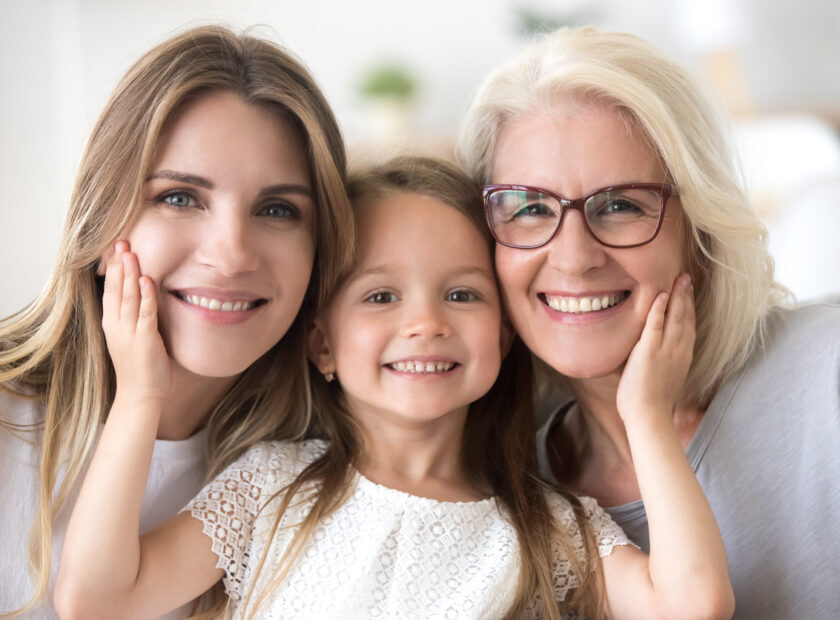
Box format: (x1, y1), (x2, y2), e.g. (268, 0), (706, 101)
(360, 64), (416, 102)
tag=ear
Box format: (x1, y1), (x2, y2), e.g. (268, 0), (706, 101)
(307, 317), (335, 374)
(499, 315), (515, 359)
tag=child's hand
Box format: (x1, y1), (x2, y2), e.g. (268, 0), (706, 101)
(616, 273), (695, 425)
(101, 241), (171, 405)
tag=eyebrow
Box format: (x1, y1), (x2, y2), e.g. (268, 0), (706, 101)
(147, 171), (313, 199)
(147, 170), (213, 188)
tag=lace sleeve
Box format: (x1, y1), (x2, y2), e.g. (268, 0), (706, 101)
(182, 442), (278, 603)
(539, 492), (633, 609)
(577, 495), (634, 557)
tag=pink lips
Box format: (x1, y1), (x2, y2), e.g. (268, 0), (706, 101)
(170, 287), (268, 326)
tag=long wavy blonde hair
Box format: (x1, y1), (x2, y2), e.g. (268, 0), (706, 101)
(235, 157), (605, 619)
(456, 26), (789, 407)
(0, 25), (354, 615)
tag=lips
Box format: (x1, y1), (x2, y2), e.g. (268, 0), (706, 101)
(172, 289), (268, 313)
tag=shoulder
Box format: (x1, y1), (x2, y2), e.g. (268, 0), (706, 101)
(762, 302), (840, 351)
(738, 302), (840, 385)
(214, 439), (329, 496)
(0, 385), (44, 426)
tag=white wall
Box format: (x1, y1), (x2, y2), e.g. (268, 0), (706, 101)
(2, 0), (839, 317)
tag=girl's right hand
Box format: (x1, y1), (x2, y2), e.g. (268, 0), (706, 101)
(101, 241), (171, 404)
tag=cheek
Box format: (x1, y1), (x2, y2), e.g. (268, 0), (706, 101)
(495, 246), (535, 297)
(122, 217), (187, 282)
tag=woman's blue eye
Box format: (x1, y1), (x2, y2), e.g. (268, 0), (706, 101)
(261, 203), (300, 219)
(365, 291), (397, 304)
(446, 289), (477, 303)
(161, 192), (194, 208)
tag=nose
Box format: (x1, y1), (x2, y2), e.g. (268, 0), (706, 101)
(544, 209), (608, 275)
(196, 205), (260, 276)
(399, 296), (452, 340)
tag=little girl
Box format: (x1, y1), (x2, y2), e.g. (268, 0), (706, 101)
(56, 157), (732, 618)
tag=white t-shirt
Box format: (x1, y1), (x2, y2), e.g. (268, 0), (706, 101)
(0, 389), (208, 619)
(185, 439), (630, 618)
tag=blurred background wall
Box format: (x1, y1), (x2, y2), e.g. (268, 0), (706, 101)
(2, 0), (839, 317)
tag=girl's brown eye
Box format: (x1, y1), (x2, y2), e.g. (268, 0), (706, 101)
(446, 290), (477, 303)
(365, 291), (397, 304)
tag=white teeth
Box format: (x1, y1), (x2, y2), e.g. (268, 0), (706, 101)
(389, 360), (455, 374)
(545, 292), (626, 314)
(182, 294), (255, 312)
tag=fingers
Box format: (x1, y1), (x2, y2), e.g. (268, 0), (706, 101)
(137, 276), (159, 334)
(121, 251), (142, 325)
(663, 274), (694, 350)
(640, 291), (669, 348)
(102, 241), (129, 323)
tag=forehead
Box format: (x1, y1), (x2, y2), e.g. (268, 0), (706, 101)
(492, 100), (667, 195)
(153, 91), (308, 176)
(352, 192), (492, 270)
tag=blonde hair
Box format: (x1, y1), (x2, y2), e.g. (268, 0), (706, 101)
(456, 26), (788, 406)
(238, 157), (604, 618)
(0, 25), (353, 615)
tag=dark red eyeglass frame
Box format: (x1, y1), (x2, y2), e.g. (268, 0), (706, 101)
(481, 183), (679, 249)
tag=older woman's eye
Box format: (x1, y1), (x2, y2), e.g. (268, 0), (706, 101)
(511, 202), (551, 219)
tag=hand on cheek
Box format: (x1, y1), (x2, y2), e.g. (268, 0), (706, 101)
(101, 241), (172, 405)
(616, 273), (695, 424)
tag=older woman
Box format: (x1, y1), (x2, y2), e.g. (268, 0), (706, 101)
(457, 27), (840, 619)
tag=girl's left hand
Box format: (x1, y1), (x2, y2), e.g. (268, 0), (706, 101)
(616, 273), (695, 424)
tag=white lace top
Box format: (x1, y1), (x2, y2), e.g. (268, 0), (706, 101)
(185, 440), (629, 618)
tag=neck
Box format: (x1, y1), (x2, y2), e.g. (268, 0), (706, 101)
(155, 362), (238, 441)
(352, 404), (484, 502)
(557, 372), (705, 506)
(568, 372), (633, 463)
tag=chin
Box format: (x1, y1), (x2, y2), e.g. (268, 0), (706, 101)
(534, 347), (628, 381)
(168, 345), (267, 379)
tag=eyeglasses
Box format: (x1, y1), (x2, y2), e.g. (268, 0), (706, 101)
(481, 183), (678, 249)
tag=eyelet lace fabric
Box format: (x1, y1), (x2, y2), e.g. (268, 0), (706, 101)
(185, 440), (630, 618)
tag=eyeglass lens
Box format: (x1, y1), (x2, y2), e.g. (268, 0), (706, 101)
(486, 187), (664, 248)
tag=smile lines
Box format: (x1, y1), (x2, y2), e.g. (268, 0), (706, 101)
(542, 292), (628, 314)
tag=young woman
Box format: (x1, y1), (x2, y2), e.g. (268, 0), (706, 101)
(56, 157), (732, 618)
(0, 25), (353, 618)
(457, 27), (840, 619)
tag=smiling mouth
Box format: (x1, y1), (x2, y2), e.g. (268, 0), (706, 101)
(385, 361), (458, 374)
(173, 292), (267, 312)
(540, 291), (629, 314)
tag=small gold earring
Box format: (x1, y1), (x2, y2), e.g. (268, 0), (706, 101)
(324, 371), (335, 383)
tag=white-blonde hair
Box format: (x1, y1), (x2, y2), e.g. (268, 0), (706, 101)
(456, 26), (787, 405)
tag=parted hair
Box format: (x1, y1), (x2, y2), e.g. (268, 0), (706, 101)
(238, 156), (605, 619)
(456, 26), (787, 407)
(0, 25), (353, 615)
